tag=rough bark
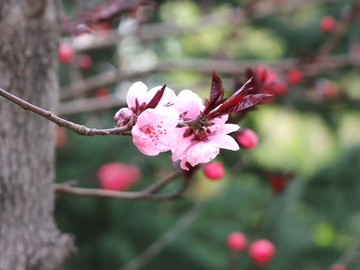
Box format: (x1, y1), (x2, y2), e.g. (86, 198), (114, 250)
(0, 1), (73, 269)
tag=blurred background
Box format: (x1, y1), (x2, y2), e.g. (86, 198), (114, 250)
(55, 0), (360, 269)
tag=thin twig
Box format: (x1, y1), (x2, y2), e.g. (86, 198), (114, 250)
(58, 95), (126, 116)
(331, 238), (360, 268)
(70, 0), (343, 52)
(62, 0), (145, 33)
(54, 171), (192, 201)
(0, 87), (129, 136)
(119, 201), (206, 270)
(59, 54), (360, 101)
(142, 171), (180, 194)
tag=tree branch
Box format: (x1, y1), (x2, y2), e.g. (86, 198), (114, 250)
(54, 171), (193, 201)
(70, 0), (343, 52)
(62, 0), (145, 34)
(331, 238), (360, 268)
(59, 54), (360, 102)
(0, 87), (129, 136)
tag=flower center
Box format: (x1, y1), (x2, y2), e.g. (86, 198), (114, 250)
(142, 121), (167, 144)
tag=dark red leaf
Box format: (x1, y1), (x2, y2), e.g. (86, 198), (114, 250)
(203, 71), (225, 114)
(145, 84), (166, 110)
(227, 77), (253, 102)
(208, 78), (254, 117)
(212, 94), (273, 117)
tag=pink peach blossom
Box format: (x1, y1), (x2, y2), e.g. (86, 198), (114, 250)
(173, 89), (204, 119)
(114, 81), (177, 127)
(126, 81), (177, 111)
(132, 107), (179, 156)
(171, 95), (240, 170)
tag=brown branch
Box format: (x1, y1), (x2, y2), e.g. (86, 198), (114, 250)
(330, 238), (360, 268)
(58, 95), (126, 116)
(70, 0), (343, 52)
(319, 0), (360, 56)
(54, 171), (193, 201)
(62, 0), (145, 33)
(58, 79), (213, 116)
(59, 58), (292, 101)
(59, 54), (360, 102)
(0, 87), (129, 136)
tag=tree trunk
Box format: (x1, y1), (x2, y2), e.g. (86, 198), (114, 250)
(0, 1), (73, 269)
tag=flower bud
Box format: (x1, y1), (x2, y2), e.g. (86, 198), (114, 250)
(78, 54), (93, 70)
(114, 108), (134, 127)
(95, 88), (110, 100)
(320, 16), (336, 32)
(287, 69), (303, 84)
(203, 162), (225, 180)
(331, 264), (346, 270)
(249, 239), (276, 265)
(227, 232), (247, 252)
(237, 129), (259, 149)
(58, 43), (74, 63)
(98, 162), (141, 191)
(317, 80), (338, 98)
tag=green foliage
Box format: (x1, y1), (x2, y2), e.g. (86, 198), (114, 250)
(56, 0), (360, 269)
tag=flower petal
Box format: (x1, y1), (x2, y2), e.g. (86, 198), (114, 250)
(132, 107), (179, 156)
(147, 86), (177, 107)
(219, 123), (240, 134)
(171, 129), (193, 161)
(211, 134), (239, 151)
(175, 90), (204, 119)
(127, 81), (148, 108)
(186, 142), (220, 166)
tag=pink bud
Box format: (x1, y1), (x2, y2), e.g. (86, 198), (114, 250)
(287, 69), (303, 84)
(249, 239), (276, 265)
(331, 264), (346, 270)
(320, 16), (336, 32)
(78, 54), (93, 70)
(237, 129), (259, 149)
(98, 163), (141, 191)
(58, 43), (74, 63)
(317, 80), (338, 98)
(94, 21), (111, 34)
(227, 232), (247, 252)
(114, 108), (134, 127)
(95, 88), (110, 100)
(203, 162), (225, 180)
(273, 82), (288, 96)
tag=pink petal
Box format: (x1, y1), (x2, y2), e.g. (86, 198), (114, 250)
(211, 115), (228, 126)
(175, 90), (204, 119)
(147, 86), (177, 107)
(171, 129), (193, 161)
(132, 125), (161, 156)
(219, 123), (240, 134)
(186, 142), (220, 166)
(180, 158), (190, 170)
(210, 134), (240, 151)
(126, 81), (148, 108)
(132, 107), (179, 156)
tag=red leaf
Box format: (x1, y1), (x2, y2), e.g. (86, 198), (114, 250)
(208, 78), (254, 117)
(145, 84), (166, 110)
(203, 71), (225, 114)
(227, 77), (254, 102)
(213, 94), (273, 117)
